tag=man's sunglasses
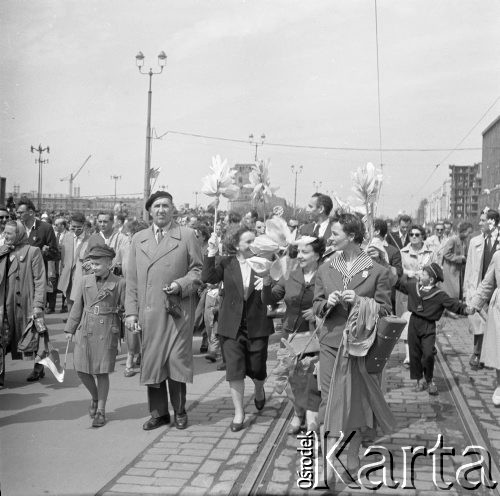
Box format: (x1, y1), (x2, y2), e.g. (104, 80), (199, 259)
(410, 232), (421, 237)
(0, 215), (9, 219)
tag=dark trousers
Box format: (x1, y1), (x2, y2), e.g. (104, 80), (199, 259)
(408, 314), (436, 383)
(147, 379), (186, 418)
(473, 334), (484, 356)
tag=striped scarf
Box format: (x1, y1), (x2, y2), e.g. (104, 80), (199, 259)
(330, 250), (373, 289)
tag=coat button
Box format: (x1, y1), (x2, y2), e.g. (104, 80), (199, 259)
(100, 319), (104, 324)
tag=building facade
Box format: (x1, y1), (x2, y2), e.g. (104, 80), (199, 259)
(449, 163), (482, 220)
(424, 180), (451, 223)
(479, 115), (500, 212)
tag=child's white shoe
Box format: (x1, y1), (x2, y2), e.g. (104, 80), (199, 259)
(492, 387), (500, 406)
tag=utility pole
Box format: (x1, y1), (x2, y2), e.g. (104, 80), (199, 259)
(290, 165), (303, 216)
(313, 180), (322, 193)
(111, 175), (122, 201)
(30, 144), (50, 211)
(249, 133), (266, 162)
(135, 51), (167, 220)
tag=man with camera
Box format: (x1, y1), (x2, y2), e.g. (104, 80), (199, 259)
(125, 191), (203, 431)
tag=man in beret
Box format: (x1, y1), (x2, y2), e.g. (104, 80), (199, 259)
(125, 191), (203, 430)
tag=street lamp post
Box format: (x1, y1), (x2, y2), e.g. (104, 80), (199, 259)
(30, 144), (50, 211)
(111, 175), (122, 201)
(249, 133), (266, 162)
(290, 165), (303, 216)
(136, 50), (167, 220)
(313, 180), (322, 193)
(193, 191), (199, 209)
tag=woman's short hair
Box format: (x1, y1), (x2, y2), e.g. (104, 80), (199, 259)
(410, 224), (427, 240)
(126, 219), (149, 236)
(223, 225), (253, 255)
(308, 237), (326, 258)
(458, 221), (473, 234)
(331, 210), (366, 244)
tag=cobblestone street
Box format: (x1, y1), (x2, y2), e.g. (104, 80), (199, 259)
(2, 314), (500, 496)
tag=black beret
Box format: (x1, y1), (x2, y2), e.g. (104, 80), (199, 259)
(87, 245), (116, 259)
(423, 262), (443, 283)
(145, 191), (173, 211)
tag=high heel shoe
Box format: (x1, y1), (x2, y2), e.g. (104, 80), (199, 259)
(288, 415), (303, 435)
(92, 410), (106, 428)
(254, 390), (266, 411)
(230, 415), (246, 432)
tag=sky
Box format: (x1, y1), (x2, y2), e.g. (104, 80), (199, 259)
(1, 0), (499, 216)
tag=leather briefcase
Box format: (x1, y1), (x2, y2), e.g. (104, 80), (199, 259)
(365, 315), (407, 374)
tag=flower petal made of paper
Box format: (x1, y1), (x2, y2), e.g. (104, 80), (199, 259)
(269, 257), (286, 281)
(246, 256), (272, 275)
(201, 175), (218, 196)
(250, 235), (280, 256)
(265, 217), (291, 247)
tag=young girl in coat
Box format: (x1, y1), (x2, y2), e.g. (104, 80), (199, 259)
(398, 262), (472, 395)
(64, 245), (125, 427)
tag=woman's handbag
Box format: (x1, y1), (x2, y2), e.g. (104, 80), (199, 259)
(365, 315), (407, 374)
(17, 318), (39, 353)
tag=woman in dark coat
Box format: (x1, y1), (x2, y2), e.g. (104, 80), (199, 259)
(202, 225), (274, 432)
(0, 221), (46, 385)
(313, 212), (392, 472)
(262, 236), (324, 434)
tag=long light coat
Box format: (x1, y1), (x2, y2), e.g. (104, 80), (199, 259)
(471, 251), (500, 369)
(0, 245), (46, 349)
(442, 235), (467, 299)
(125, 223), (202, 385)
(57, 232), (90, 299)
(464, 233), (487, 335)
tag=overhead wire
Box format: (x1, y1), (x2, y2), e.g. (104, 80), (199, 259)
(413, 94), (500, 196)
(153, 129), (480, 153)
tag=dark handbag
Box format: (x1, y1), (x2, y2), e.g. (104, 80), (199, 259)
(17, 318), (39, 353)
(365, 315), (407, 374)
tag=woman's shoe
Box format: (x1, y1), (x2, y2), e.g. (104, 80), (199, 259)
(403, 358), (410, 369)
(254, 390), (266, 411)
(92, 410), (106, 428)
(288, 415), (303, 435)
(26, 367), (45, 382)
(230, 415), (246, 432)
(427, 381), (438, 395)
(89, 400), (98, 418)
(124, 367), (136, 378)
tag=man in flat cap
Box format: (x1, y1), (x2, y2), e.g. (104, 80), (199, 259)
(125, 191), (203, 430)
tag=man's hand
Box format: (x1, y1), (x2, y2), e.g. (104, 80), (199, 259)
(326, 290), (342, 308)
(125, 315), (139, 331)
(164, 282), (181, 295)
(41, 245), (50, 255)
(302, 308), (315, 322)
(465, 306), (476, 315)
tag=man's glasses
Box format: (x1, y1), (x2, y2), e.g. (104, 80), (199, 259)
(436, 229), (443, 232)
(0, 215), (9, 219)
(410, 232), (421, 238)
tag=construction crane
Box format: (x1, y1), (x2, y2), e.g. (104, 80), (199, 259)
(60, 155), (91, 197)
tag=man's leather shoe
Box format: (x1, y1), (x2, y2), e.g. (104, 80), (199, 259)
(26, 366), (45, 382)
(174, 411), (188, 430)
(142, 415), (170, 431)
(216, 363), (226, 371)
(205, 353), (217, 363)
(254, 390), (266, 411)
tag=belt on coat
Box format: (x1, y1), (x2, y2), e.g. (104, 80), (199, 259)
(83, 305), (120, 315)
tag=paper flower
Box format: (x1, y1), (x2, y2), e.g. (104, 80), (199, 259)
(250, 235), (280, 257)
(245, 159), (279, 203)
(246, 256), (273, 275)
(351, 162), (383, 238)
(265, 217), (293, 248)
(201, 155), (240, 199)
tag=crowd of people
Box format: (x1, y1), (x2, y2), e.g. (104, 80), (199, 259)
(1, 191), (500, 470)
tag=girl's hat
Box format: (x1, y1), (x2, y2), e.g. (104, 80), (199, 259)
(423, 262), (443, 283)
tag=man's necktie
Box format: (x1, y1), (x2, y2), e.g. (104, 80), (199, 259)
(157, 229), (164, 244)
(486, 233), (492, 252)
(313, 224), (320, 237)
